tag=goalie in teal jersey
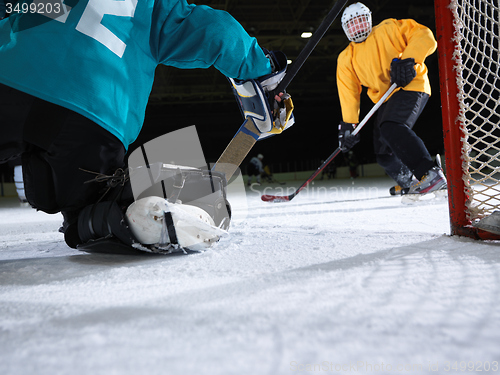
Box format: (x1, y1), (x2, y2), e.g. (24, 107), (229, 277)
(0, 0), (290, 252)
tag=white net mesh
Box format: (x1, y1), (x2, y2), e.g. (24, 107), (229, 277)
(450, 0), (500, 220)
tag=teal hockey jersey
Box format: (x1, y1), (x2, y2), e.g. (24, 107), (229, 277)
(0, 0), (271, 149)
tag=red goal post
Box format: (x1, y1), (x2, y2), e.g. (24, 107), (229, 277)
(434, 0), (500, 239)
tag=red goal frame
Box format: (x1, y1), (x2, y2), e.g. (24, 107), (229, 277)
(434, 0), (500, 240)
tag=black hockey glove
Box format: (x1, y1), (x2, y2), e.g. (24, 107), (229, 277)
(390, 58), (416, 88)
(261, 49), (290, 110)
(263, 49), (288, 74)
(338, 121), (360, 153)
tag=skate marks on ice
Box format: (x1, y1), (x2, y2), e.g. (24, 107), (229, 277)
(0, 225), (177, 287)
(244, 199), (401, 220)
(156, 234), (500, 366)
(0, 229), (175, 286)
(240, 192), (435, 222)
(1, 224), (500, 370)
(0, 249), (180, 287)
(263, 235), (500, 362)
(1, 235), (499, 374)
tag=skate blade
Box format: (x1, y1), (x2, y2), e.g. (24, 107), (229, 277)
(433, 189), (448, 200)
(401, 189), (448, 205)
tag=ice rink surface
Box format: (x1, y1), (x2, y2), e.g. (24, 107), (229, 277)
(1, 176), (499, 375)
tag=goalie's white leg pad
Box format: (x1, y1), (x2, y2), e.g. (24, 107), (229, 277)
(125, 196), (227, 251)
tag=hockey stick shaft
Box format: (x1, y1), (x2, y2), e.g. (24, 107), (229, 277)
(213, 0), (349, 179)
(262, 83), (398, 202)
(275, 0), (350, 93)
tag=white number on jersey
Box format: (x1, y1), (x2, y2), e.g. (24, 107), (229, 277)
(39, 0), (138, 58)
(76, 0), (138, 58)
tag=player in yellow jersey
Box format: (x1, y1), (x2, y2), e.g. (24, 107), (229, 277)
(336, 3), (446, 196)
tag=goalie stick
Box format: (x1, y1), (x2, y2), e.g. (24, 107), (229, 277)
(261, 83), (398, 203)
(212, 0), (350, 179)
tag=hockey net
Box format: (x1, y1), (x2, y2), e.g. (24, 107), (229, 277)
(435, 0), (500, 238)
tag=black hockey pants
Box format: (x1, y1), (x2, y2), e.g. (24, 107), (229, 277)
(0, 84), (127, 230)
(373, 89), (435, 185)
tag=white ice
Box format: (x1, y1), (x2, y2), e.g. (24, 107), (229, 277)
(1, 177), (499, 375)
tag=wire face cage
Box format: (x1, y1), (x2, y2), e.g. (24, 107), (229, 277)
(435, 0), (500, 238)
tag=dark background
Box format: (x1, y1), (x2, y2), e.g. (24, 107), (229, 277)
(0, 0), (443, 182)
(132, 0), (443, 173)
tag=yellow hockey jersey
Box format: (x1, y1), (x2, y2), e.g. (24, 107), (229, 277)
(336, 18), (437, 124)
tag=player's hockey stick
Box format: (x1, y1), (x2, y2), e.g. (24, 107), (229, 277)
(212, 0), (350, 179)
(261, 83), (398, 203)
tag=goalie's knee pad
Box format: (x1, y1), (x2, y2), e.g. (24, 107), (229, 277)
(22, 151), (58, 213)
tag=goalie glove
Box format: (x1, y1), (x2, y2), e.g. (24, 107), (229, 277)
(338, 121), (360, 153)
(229, 50), (295, 140)
(390, 58), (416, 88)
(270, 92), (294, 137)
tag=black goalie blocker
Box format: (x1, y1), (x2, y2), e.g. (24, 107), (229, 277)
(77, 164), (231, 255)
(229, 50), (295, 140)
